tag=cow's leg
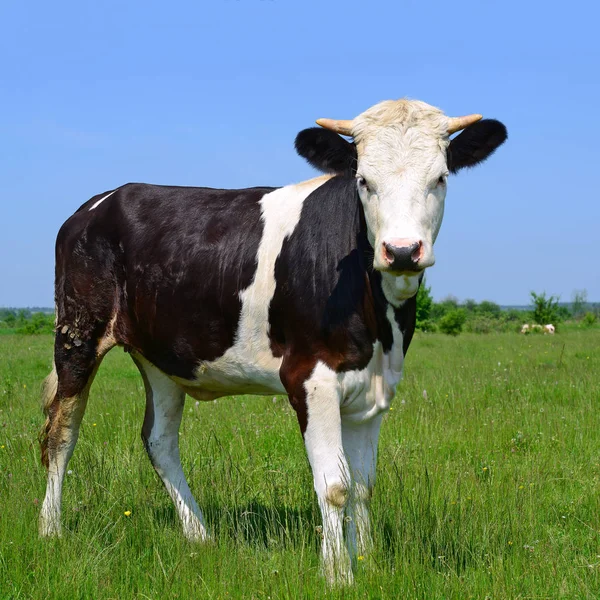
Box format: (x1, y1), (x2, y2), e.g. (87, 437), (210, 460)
(133, 355), (208, 542)
(39, 336), (107, 537)
(341, 414), (383, 562)
(286, 361), (352, 586)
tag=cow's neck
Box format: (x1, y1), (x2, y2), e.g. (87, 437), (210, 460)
(379, 272), (420, 308)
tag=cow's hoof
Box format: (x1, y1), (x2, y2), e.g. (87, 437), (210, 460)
(183, 524), (210, 543)
(39, 514), (62, 538)
(323, 559), (354, 587)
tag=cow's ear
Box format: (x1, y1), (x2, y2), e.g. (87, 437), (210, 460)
(448, 119), (507, 174)
(295, 128), (357, 175)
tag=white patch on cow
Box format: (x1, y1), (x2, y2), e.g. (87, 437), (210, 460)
(174, 175), (333, 396)
(352, 100), (449, 272)
(89, 190), (117, 211)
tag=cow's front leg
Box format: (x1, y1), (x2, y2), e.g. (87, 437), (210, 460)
(287, 361), (353, 586)
(341, 414), (383, 563)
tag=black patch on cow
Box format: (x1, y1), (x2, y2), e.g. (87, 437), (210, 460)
(269, 176), (392, 380)
(394, 290), (418, 356)
(448, 119), (508, 173)
(55, 183), (274, 379)
(295, 128), (357, 175)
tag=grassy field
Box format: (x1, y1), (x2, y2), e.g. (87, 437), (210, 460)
(1, 330), (599, 599)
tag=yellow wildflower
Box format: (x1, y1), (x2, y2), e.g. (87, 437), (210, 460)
(124, 510), (132, 517)
(357, 556), (364, 561)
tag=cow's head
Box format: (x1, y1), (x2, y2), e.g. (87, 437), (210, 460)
(295, 99), (507, 302)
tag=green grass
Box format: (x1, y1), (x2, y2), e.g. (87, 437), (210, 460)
(1, 330), (599, 599)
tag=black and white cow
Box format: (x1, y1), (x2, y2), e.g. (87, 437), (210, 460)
(39, 99), (507, 584)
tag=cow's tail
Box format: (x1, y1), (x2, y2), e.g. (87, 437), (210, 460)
(39, 363), (58, 468)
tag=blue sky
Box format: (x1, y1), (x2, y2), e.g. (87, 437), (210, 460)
(1, 0), (598, 306)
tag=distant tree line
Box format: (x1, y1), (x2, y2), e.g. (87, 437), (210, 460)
(0, 309), (54, 334)
(416, 284), (599, 336)
(2, 288), (598, 337)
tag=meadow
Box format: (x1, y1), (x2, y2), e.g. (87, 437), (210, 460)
(1, 330), (599, 599)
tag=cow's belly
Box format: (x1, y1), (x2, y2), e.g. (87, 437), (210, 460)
(173, 350), (285, 399)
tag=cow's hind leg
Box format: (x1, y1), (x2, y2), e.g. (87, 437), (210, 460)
(39, 336), (107, 537)
(133, 354), (209, 541)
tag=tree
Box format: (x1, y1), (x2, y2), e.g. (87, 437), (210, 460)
(463, 299), (477, 312)
(415, 281), (433, 330)
(530, 291), (560, 325)
(477, 300), (502, 318)
(572, 289), (588, 319)
(430, 295), (459, 321)
(16, 309), (28, 329)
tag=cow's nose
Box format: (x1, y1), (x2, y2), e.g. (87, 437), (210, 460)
(382, 239), (423, 272)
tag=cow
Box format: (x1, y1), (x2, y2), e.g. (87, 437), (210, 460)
(521, 323), (554, 334)
(38, 98), (507, 585)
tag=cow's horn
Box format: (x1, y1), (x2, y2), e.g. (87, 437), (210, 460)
(316, 118), (354, 136)
(447, 114), (483, 135)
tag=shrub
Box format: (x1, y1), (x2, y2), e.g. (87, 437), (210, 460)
(439, 309), (467, 336)
(504, 309), (523, 322)
(583, 312), (597, 327)
(16, 312), (54, 335)
(418, 319), (438, 333)
(1, 312), (16, 328)
(415, 281), (433, 330)
(530, 291), (561, 325)
(464, 315), (494, 334)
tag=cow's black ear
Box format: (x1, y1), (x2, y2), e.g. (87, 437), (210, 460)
(448, 119), (507, 174)
(295, 128), (357, 175)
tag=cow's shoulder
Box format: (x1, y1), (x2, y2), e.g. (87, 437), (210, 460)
(269, 176), (394, 372)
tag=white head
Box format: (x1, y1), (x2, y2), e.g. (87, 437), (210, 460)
(313, 99), (507, 302)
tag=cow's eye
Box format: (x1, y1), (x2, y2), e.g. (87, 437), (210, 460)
(437, 175), (446, 186)
(357, 176), (369, 191)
